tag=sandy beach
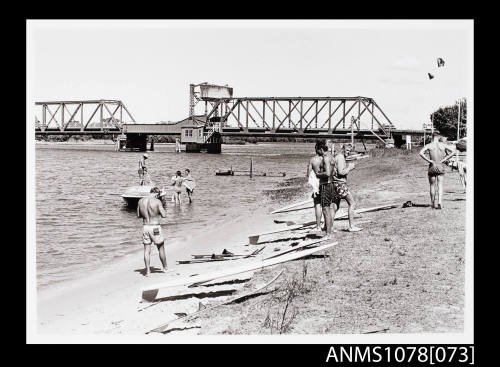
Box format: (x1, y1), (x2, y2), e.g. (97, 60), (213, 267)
(36, 202), (289, 335)
(35, 149), (468, 337)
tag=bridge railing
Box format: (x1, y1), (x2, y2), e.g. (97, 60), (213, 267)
(35, 100), (136, 133)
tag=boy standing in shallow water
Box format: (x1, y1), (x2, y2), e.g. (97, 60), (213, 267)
(171, 171), (184, 205)
(184, 169), (195, 203)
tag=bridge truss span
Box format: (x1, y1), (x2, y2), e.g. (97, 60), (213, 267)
(203, 96), (395, 137)
(35, 100), (136, 134)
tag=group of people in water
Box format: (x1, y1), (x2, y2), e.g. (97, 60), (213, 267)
(137, 153), (196, 204)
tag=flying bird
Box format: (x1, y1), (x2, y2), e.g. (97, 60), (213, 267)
(437, 58), (445, 67)
(428, 73), (435, 80)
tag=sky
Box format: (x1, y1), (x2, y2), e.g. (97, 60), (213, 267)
(28, 20), (473, 130)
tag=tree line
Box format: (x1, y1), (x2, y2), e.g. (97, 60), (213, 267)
(431, 98), (467, 140)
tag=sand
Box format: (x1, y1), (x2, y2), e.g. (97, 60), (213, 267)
(36, 149), (468, 337)
(36, 204), (287, 335)
(197, 150), (468, 335)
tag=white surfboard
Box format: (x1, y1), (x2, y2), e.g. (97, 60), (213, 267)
(183, 180), (196, 191)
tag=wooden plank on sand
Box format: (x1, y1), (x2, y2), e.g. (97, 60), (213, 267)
(274, 203), (399, 224)
(264, 238), (336, 260)
(271, 198), (312, 214)
(141, 241), (336, 298)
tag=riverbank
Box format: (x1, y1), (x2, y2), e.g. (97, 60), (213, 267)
(36, 202), (289, 334)
(35, 149), (468, 338)
(196, 149), (468, 335)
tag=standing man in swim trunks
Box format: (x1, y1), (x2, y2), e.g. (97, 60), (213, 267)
(331, 144), (362, 232)
(137, 187), (168, 277)
(306, 141), (327, 232)
(171, 171), (184, 205)
(138, 153), (148, 185)
(419, 134), (455, 209)
(306, 140), (334, 238)
(315, 143), (336, 238)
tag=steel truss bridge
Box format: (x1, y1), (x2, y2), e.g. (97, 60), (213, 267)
(34, 97), (425, 147)
(34, 100), (136, 134)
(201, 96), (395, 142)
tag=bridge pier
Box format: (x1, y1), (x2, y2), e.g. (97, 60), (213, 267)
(124, 133), (148, 151)
(392, 134), (404, 148)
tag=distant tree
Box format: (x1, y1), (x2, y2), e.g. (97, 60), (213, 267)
(431, 98), (467, 140)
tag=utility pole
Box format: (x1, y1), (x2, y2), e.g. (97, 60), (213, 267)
(189, 84), (195, 118)
(350, 116), (354, 146)
(431, 112), (434, 139)
(456, 100), (461, 164)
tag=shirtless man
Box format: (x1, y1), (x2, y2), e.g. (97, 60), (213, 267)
(184, 169), (195, 203)
(419, 134), (455, 209)
(306, 142), (326, 232)
(307, 140), (334, 238)
(331, 144), (362, 232)
(138, 153), (148, 185)
(171, 171), (184, 205)
(137, 187), (168, 276)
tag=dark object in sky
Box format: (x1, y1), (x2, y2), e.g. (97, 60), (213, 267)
(428, 73), (435, 80)
(437, 58), (445, 67)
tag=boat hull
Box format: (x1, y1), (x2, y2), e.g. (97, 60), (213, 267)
(121, 185), (167, 208)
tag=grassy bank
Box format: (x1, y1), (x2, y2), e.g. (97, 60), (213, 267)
(197, 149), (466, 334)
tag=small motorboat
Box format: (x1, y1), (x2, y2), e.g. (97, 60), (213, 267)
(215, 169), (234, 176)
(121, 185), (167, 208)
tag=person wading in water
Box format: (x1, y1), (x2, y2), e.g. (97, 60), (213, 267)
(171, 171), (184, 205)
(138, 153), (148, 185)
(184, 169), (195, 203)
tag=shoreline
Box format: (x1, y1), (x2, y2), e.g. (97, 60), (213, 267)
(36, 149), (467, 336)
(36, 189), (306, 334)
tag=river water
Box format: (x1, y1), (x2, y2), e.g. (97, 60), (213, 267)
(35, 142), (316, 289)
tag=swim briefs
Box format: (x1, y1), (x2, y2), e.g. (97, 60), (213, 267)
(428, 163), (445, 176)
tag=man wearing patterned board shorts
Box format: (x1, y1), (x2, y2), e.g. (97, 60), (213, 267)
(331, 144), (362, 232)
(137, 187), (168, 277)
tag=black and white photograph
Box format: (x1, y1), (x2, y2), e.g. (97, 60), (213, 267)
(26, 19), (473, 344)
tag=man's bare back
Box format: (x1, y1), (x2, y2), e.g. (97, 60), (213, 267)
(137, 196), (166, 224)
(424, 140), (452, 163)
(310, 155), (327, 184)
